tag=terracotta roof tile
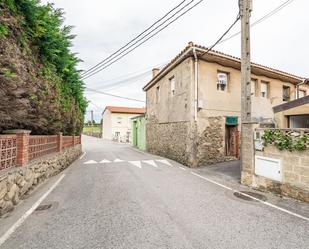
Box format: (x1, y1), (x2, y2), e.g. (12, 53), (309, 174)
(104, 106), (145, 114)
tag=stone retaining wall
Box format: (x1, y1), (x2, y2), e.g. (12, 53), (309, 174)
(0, 145), (81, 216)
(241, 141), (309, 203)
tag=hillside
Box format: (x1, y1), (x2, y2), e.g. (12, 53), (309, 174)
(0, 0), (86, 135)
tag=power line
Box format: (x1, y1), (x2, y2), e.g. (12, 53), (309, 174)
(88, 100), (103, 110)
(81, 0), (204, 80)
(88, 60), (168, 87)
(85, 87), (145, 103)
(81, 0), (197, 80)
(200, 13), (241, 56)
(81, 0), (188, 78)
(219, 0), (295, 44)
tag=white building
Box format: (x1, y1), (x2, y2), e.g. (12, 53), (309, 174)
(102, 106), (145, 143)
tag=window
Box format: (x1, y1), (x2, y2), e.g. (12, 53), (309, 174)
(251, 79), (257, 96)
(217, 72), (228, 91)
(283, 85), (291, 101)
(299, 90), (306, 98)
(156, 86), (160, 103)
(260, 81), (269, 98)
(117, 117), (122, 124)
(170, 77), (175, 96)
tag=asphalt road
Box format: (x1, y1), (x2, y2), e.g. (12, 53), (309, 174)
(1, 135), (308, 249)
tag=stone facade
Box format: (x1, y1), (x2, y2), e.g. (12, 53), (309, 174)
(241, 138), (309, 203)
(196, 116), (227, 165)
(143, 43), (308, 168)
(146, 121), (193, 165)
(0, 145), (81, 216)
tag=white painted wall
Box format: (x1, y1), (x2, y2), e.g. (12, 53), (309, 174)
(102, 112), (140, 142)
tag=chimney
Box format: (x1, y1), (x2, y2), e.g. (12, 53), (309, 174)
(152, 68), (160, 78)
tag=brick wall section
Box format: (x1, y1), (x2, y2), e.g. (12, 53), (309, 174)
(1, 130), (81, 171)
(15, 130), (31, 166)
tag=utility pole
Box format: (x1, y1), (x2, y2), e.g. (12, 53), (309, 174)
(240, 0), (254, 175)
(90, 110), (94, 136)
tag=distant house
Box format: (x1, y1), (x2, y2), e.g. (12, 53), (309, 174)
(143, 42), (309, 167)
(102, 106), (145, 143)
(131, 115), (146, 150)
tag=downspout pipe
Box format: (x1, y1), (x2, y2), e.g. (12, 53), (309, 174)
(296, 78), (309, 99)
(193, 47), (198, 122)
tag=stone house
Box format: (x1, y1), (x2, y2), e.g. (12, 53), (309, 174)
(143, 42), (309, 167)
(102, 106), (145, 143)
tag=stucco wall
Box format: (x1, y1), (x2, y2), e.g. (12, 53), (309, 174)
(102, 110), (112, 140)
(197, 60), (300, 119)
(146, 57), (194, 124)
(103, 111), (141, 142)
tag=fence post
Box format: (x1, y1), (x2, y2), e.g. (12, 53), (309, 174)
(4, 130), (31, 167)
(72, 135), (75, 147)
(57, 132), (63, 153)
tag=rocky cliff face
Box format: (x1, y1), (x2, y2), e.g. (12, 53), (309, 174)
(0, 3), (85, 135)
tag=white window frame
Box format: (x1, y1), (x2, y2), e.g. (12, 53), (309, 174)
(217, 72), (228, 92)
(260, 81), (269, 98)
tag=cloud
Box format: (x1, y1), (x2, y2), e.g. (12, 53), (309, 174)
(42, 0), (308, 122)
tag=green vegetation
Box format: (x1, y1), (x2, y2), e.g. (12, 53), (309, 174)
(0, 23), (9, 39)
(0, 0), (87, 134)
(83, 125), (101, 134)
(262, 129), (309, 151)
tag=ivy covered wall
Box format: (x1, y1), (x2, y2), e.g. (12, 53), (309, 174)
(0, 0), (87, 135)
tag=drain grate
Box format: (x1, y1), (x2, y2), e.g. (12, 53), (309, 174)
(233, 191), (267, 202)
(35, 204), (52, 211)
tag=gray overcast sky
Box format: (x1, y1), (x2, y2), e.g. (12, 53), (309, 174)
(42, 0), (308, 122)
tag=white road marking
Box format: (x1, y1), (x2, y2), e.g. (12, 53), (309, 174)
(191, 172), (309, 222)
(191, 172), (232, 191)
(79, 151), (86, 159)
(143, 160), (158, 168)
(129, 161), (142, 168)
(179, 166), (187, 171)
(0, 174), (66, 246)
(84, 160), (98, 164)
(100, 159), (111, 163)
(114, 159), (124, 162)
(156, 159), (173, 166)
